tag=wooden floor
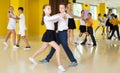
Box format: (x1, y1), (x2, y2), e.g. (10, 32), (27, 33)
(0, 30), (120, 73)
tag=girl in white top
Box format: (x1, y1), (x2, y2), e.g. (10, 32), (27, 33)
(16, 7), (30, 50)
(95, 13), (105, 35)
(29, 4), (65, 72)
(103, 14), (108, 26)
(67, 2), (80, 45)
(79, 10), (86, 37)
(4, 6), (18, 49)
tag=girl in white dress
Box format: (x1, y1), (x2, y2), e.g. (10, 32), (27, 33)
(4, 6), (18, 49)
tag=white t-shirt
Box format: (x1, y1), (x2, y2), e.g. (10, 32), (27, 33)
(19, 13), (26, 30)
(44, 14), (60, 30)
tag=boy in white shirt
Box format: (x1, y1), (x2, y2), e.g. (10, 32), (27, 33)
(16, 7), (30, 50)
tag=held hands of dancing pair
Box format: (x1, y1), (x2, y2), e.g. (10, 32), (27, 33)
(59, 13), (67, 20)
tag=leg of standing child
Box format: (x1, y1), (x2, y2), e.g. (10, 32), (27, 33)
(16, 34), (21, 46)
(22, 36), (30, 49)
(11, 30), (16, 46)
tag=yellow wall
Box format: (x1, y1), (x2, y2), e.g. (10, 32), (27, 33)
(69, 0), (73, 3)
(99, 3), (106, 17)
(0, 0), (9, 36)
(27, 0), (40, 36)
(82, 3), (90, 10)
(118, 7), (120, 20)
(97, 6), (100, 17)
(27, 0), (48, 36)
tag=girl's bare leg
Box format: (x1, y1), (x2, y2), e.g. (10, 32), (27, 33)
(22, 36), (30, 47)
(49, 41), (61, 66)
(71, 29), (74, 43)
(16, 34), (21, 45)
(49, 41), (65, 71)
(5, 30), (11, 42)
(31, 42), (48, 58)
(95, 26), (100, 32)
(11, 30), (16, 45)
(68, 29), (71, 44)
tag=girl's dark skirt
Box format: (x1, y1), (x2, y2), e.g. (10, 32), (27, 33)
(68, 18), (76, 29)
(79, 25), (86, 33)
(42, 30), (56, 42)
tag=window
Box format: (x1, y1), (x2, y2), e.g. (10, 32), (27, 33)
(112, 8), (118, 16)
(107, 8), (119, 18)
(73, 3), (82, 16)
(90, 5), (97, 20)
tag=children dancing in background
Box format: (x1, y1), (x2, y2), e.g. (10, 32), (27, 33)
(81, 13), (97, 46)
(95, 13), (105, 35)
(108, 15), (120, 40)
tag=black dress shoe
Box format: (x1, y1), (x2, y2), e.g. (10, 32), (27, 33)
(81, 42), (85, 45)
(93, 44), (97, 46)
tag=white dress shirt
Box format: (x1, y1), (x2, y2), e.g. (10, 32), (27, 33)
(58, 12), (68, 31)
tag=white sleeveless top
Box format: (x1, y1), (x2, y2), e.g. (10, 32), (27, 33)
(7, 13), (16, 30)
(80, 19), (86, 26)
(67, 11), (73, 18)
(98, 16), (103, 26)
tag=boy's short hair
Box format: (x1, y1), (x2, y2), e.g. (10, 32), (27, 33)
(59, 3), (67, 7)
(104, 14), (107, 17)
(18, 7), (24, 11)
(88, 13), (92, 16)
(81, 10), (84, 13)
(98, 13), (101, 16)
(111, 13), (115, 17)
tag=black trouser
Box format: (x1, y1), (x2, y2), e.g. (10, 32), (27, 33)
(44, 30), (77, 63)
(82, 27), (96, 45)
(109, 25), (120, 39)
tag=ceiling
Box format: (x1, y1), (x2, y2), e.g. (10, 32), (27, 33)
(76, 0), (120, 8)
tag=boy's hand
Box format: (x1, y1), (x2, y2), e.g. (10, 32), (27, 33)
(60, 13), (67, 20)
(62, 14), (67, 20)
